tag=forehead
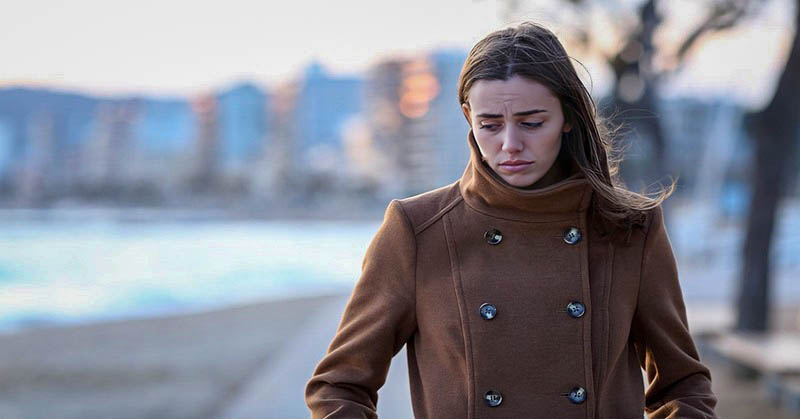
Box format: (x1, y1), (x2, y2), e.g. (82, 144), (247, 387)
(468, 75), (560, 113)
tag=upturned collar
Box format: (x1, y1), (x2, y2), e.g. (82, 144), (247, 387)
(457, 129), (594, 222)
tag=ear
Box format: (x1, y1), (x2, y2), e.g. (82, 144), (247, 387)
(562, 121), (572, 133)
(461, 103), (472, 128)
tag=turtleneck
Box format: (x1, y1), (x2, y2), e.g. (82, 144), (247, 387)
(457, 129), (594, 222)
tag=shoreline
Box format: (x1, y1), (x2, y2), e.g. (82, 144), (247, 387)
(0, 290), (353, 337)
(0, 204), (388, 223)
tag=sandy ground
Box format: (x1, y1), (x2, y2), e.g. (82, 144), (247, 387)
(0, 294), (345, 419)
(0, 293), (797, 419)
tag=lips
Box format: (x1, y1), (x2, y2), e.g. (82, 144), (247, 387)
(498, 160), (533, 173)
(500, 160), (532, 166)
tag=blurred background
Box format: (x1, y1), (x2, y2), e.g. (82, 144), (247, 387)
(0, 0), (798, 418)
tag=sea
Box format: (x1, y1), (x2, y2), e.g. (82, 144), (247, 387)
(0, 211), (380, 333)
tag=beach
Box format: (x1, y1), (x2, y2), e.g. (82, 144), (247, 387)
(0, 293), (796, 419)
(0, 294), (351, 419)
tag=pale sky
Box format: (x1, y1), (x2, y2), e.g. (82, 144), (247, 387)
(0, 0), (794, 108)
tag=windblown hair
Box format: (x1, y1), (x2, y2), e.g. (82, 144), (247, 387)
(457, 21), (676, 243)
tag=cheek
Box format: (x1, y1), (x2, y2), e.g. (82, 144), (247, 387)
(528, 127), (563, 157)
(474, 132), (501, 155)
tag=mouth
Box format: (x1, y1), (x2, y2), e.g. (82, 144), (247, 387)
(498, 160), (533, 173)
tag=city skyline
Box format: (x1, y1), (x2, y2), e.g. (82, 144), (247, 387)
(0, 50), (478, 209)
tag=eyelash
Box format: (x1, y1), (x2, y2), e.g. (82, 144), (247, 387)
(479, 122), (543, 130)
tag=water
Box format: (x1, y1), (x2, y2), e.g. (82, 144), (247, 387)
(0, 218), (381, 333)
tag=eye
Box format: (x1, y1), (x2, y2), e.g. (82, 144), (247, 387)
(521, 121), (543, 129)
(479, 123), (500, 131)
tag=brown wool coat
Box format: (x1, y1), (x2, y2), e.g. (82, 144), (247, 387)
(305, 130), (717, 418)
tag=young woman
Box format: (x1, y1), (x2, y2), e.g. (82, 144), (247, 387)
(306, 22), (717, 419)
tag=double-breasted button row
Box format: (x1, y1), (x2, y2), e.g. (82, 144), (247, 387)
(479, 225), (585, 408)
(478, 302), (585, 320)
(484, 227), (582, 245)
(484, 386), (587, 407)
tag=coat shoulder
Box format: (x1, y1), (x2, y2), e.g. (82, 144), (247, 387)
(643, 204), (665, 236)
(395, 181), (464, 235)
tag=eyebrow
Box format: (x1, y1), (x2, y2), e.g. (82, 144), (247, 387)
(476, 109), (547, 118)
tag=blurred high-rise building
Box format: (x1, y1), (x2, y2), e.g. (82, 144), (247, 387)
(129, 98), (196, 201)
(363, 58), (412, 199)
(78, 100), (140, 198)
(187, 94), (219, 194)
(0, 88), (96, 203)
(398, 56), (441, 193)
(257, 81), (297, 206)
(19, 110), (55, 203)
(400, 50), (470, 195)
(362, 49), (469, 199)
(292, 61), (364, 194)
(216, 83), (269, 180)
(0, 119), (12, 192)
(427, 50), (470, 185)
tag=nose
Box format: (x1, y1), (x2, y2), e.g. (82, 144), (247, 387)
(501, 125), (524, 154)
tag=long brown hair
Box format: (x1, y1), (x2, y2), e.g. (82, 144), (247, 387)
(457, 21), (675, 243)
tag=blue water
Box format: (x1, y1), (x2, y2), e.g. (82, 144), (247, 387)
(0, 218), (381, 333)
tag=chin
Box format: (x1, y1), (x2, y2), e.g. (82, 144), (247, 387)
(502, 174), (542, 187)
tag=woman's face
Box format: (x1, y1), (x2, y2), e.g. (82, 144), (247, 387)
(462, 75), (571, 188)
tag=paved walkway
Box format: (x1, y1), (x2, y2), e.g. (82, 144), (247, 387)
(217, 295), (413, 419)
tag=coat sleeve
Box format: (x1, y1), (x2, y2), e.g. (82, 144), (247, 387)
(631, 205), (718, 418)
(305, 199), (417, 419)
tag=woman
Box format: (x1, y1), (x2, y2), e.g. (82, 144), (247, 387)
(306, 22), (717, 418)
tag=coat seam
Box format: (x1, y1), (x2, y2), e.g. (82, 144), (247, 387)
(393, 199), (418, 321)
(602, 242), (615, 397)
(413, 194), (464, 236)
(633, 208), (658, 334)
(443, 213), (475, 419)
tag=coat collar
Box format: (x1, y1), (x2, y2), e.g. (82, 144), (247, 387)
(457, 129), (593, 222)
